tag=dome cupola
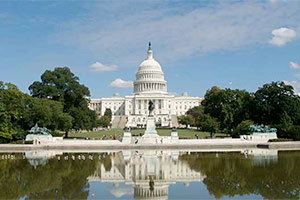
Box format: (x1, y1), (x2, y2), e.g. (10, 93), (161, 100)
(134, 43), (167, 94)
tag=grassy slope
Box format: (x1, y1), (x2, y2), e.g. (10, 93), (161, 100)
(69, 129), (227, 139)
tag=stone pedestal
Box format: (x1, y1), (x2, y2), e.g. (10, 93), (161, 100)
(25, 134), (52, 141)
(122, 130), (132, 144)
(141, 116), (160, 144)
(171, 129), (179, 144)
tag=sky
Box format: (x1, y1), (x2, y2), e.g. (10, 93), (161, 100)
(1, 0), (300, 98)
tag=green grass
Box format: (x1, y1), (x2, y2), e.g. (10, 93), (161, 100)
(69, 129), (227, 139)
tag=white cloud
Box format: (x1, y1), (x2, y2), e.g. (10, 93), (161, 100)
(56, 1), (300, 66)
(295, 74), (300, 79)
(289, 61), (300, 69)
(284, 80), (300, 95)
(109, 78), (133, 88)
(89, 62), (117, 72)
(228, 81), (233, 85)
(269, 28), (296, 46)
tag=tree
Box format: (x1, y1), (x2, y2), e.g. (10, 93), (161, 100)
(104, 108), (112, 121)
(276, 112), (300, 140)
(202, 87), (251, 134)
(186, 106), (205, 127)
(252, 81), (300, 125)
(178, 115), (195, 128)
(201, 86), (222, 118)
(20, 96), (73, 132)
(99, 116), (111, 128)
(0, 82), (24, 142)
(233, 120), (254, 138)
(199, 114), (219, 138)
(28, 67), (90, 109)
(28, 67), (98, 133)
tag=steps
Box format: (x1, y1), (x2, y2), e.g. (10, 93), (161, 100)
(111, 116), (128, 129)
(171, 115), (179, 128)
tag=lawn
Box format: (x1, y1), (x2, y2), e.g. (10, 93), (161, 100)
(69, 129), (227, 139)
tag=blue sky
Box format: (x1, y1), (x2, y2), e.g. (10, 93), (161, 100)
(1, 0), (300, 98)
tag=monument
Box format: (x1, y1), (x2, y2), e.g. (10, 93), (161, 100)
(121, 127), (132, 144)
(141, 100), (160, 143)
(240, 124), (277, 141)
(121, 100), (180, 144)
(25, 123), (53, 142)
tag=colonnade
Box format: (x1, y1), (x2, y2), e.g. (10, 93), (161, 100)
(137, 73), (164, 79)
(134, 82), (167, 92)
(134, 187), (168, 198)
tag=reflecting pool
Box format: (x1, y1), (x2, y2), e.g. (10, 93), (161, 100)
(0, 149), (300, 199)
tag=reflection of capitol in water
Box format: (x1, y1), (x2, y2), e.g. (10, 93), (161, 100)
(88, 151), (206, 199)
(19, 149), (280, 199)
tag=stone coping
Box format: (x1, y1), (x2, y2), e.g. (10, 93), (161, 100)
(1, 141), (300, 151)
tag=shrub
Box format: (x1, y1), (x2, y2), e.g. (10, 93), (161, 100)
(276, 125), (300, 141)
(232, 120), (254, 138)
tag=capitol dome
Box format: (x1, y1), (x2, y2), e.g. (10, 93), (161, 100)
(134, 43), (167, 94)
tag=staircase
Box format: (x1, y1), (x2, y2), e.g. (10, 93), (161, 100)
(111, 116), (128, 129)
(171, 115), (179, 128)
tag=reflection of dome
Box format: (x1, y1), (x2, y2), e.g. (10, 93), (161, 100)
(134, 185), (168, 200)
(134, 43), (167, 94)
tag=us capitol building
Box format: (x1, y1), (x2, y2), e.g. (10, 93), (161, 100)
(89, 43), (202, 128)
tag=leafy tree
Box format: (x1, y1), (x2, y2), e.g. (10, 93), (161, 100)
(199, 114), (219, 137)
(28, 67), (98, 133)
(201, 86), (222, 118)
(186, 105), (205, 127)
(252, 81), (300, 125)
(233, 120), (254, 138)
(69, 104), (98, 131)
(28, 67), (90, 109)
(276, 112), (300, 140)
(20, 96), (73, 133)
(104, 108), (112, 121)
(202, 87), (251, 134)
(0, 108), (14, 142)
(178, 114), (195, 128)
(99, 116), (111, 128)
(0, 82), (24, 142)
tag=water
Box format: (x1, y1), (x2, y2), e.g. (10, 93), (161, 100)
(0, 149), (300, 199)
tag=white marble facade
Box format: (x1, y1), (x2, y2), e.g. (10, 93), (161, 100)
(89, 44), (202, 128)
